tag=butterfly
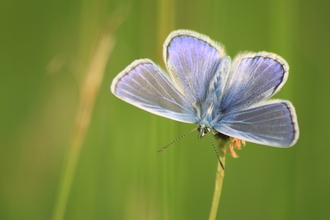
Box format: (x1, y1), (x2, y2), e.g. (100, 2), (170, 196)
(111, 30), (299, 157)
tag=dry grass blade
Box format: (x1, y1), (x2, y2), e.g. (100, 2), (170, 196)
(51, 14), (123, 220)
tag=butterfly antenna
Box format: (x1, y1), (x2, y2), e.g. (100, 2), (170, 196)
(207, 133), (225, 170)
(157, 127), (198, 152)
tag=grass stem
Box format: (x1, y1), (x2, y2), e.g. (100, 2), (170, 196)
(208, 133), (228, 220)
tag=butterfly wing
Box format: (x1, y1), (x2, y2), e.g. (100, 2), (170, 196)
(213, 52), (299, 147)
(214, 100), (299, 147)
(111, 59), (197, 123)
(164, 30), (226, 104)
(220, 52), (289, 113)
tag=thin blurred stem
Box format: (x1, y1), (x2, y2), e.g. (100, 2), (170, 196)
(51, 21), (117, 220)
(156, 1), (175, 218)
(157, 0), (175, 62)
(209, 133), (228, 220)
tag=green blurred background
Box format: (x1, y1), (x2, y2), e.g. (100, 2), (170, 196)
(1, 0), (329, 219)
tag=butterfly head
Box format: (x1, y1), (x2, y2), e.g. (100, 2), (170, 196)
(197, 124), (211, 139)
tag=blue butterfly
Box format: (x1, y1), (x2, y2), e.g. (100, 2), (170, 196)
(111, 30), (299, 151)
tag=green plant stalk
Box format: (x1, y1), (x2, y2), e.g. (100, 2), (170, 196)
(157, 0), (175, 55)
(209, 133), (228, 220)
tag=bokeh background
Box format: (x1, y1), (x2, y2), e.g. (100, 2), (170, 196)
(1, 0), (329, 219)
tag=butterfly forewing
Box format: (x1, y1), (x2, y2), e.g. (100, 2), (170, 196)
(164, 30), (226, 104)
(220, 52), (289, 113)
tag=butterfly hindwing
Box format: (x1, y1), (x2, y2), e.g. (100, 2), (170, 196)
(213, 100), (299, 147)
(111, 59), (197, 123)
